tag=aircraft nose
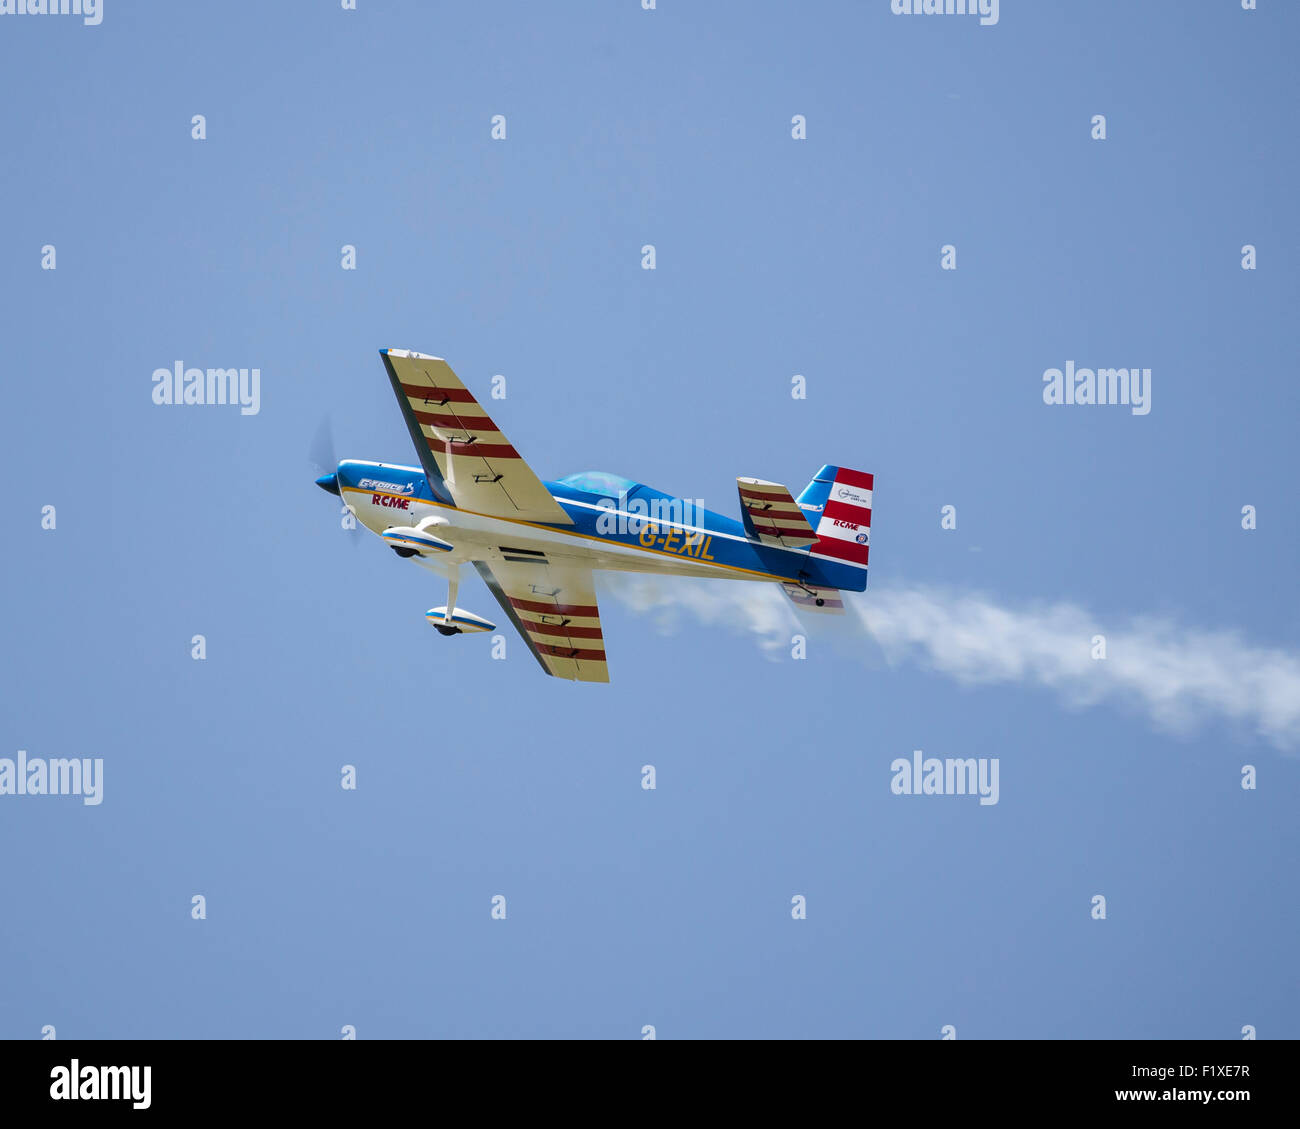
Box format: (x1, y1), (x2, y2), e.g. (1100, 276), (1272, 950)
(315, 472), (340, 496)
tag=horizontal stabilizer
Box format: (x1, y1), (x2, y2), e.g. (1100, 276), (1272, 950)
(781, 582), (846, 615)
(737, 478), (818, 549)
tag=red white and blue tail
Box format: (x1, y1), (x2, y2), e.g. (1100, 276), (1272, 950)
(797, 465), (873, 570)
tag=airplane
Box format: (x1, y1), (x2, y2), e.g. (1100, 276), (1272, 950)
(315, 349), (874, 682)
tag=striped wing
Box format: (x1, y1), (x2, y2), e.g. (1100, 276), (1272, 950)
(381, 348), (573, 525)
(472, 560), (609, 683)
(737, 478), (818, 549)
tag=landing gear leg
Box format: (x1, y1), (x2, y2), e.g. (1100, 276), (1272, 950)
(445, 575), (459, 627)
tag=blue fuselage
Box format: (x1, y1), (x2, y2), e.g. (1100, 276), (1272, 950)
(334, 459), (868, 592)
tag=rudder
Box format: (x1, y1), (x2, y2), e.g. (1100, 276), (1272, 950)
(796, 464), (873, 569)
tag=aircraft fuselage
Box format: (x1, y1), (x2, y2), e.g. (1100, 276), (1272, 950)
(333, 459), (867, 591)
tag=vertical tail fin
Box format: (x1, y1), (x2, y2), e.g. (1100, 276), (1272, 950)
(797, 464), (873, 569)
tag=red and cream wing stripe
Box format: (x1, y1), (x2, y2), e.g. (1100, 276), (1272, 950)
(737, 478), (818, 549)
(472, 560), (609, 683)
(381, 348), (573, 525)
(811, 468), (872, 567)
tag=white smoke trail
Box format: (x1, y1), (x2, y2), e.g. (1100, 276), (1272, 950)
(603, 573), (799, 657)
(603, 575), (1300, 750)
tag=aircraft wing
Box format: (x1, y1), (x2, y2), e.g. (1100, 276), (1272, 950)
(472, 558), (609, 683)
(380, 348), (573, 525)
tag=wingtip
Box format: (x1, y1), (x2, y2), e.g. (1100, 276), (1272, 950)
(381, 347), (445, 362)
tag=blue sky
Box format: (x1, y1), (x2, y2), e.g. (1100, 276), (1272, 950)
(2, 1), (1296, 1039)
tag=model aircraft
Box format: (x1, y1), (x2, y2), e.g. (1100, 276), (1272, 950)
(315, 349), (874, 682)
